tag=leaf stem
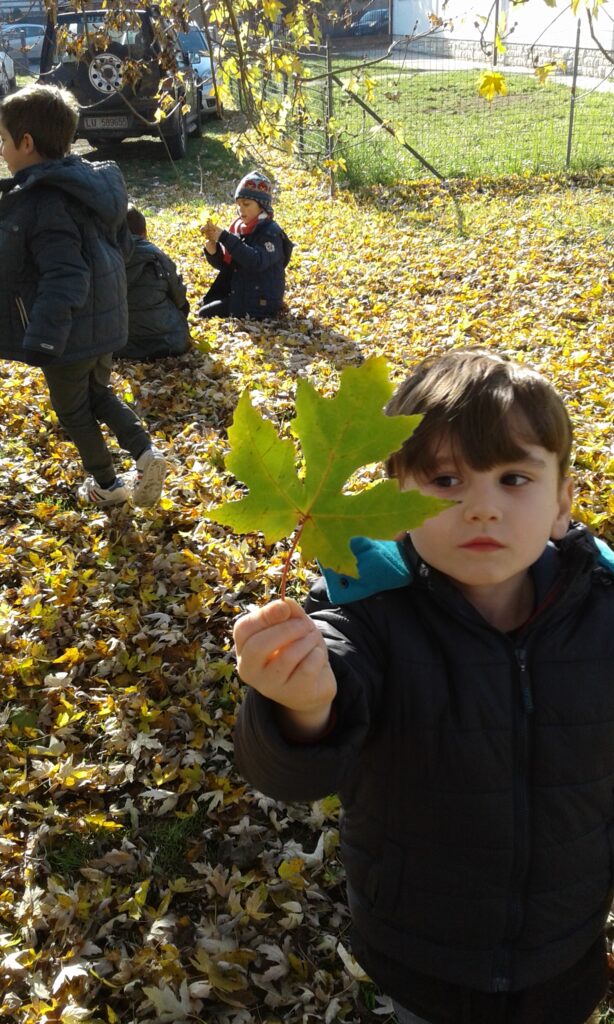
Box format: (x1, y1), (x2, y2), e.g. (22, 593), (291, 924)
(280, 520), (305, 601)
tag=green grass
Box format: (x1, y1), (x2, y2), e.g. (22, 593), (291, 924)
(138, 807), (210, 877)
(298, 65), (614, 182)
(87, 120), (246, 199)
(45, 829), (121, 881)
(44, 807), (210, 883)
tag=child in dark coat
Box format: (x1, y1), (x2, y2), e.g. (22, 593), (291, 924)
(233, 350), (613, 1024)
(0, 85), (166, 507)
(198, 170), (292, 320)
(114, 205), (191, 361)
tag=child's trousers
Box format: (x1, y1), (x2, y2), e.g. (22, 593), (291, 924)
(43, 353), (151, 486)
(392, 1001), (602, 1024)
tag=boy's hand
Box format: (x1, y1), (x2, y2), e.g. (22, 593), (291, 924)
(202, 218), (222, 243)
(234, 599), (337, 740)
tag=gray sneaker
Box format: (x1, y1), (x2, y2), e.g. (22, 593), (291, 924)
(78, 476), (129, 507)
(132, 447), (167, 507)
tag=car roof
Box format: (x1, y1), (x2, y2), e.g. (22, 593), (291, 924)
(55, 7), (148, 14)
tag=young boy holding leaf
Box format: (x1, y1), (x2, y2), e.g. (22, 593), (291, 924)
(198, 170), (293, 320)
(233, 350), (614, 1024)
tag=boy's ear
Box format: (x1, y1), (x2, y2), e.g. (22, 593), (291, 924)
(550, 476), (573, 540)
(20, 133), (37, 155)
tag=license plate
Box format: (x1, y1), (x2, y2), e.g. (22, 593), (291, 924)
(83, 115), (129, 130)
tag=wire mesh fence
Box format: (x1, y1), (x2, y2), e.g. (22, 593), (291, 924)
(233, 31), (614, 184)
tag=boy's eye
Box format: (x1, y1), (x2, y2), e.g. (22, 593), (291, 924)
(501, 473), (530, 486)
(431, 474), (461, 488)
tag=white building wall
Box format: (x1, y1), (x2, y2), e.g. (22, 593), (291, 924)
(393, 0), (614, 51)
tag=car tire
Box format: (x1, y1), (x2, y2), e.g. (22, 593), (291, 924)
(73, 42), (133, 103)
(164, 109), (188, 160)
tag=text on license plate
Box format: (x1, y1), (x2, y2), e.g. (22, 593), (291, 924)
(83, 116), (129, 129)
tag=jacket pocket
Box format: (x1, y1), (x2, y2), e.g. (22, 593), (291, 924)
(345, 838), (404, 915)
(372, 838), (404, 916)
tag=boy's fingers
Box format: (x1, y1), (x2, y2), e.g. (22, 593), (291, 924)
(234, 599), (306, 649)
(236, 619), (314, 681)
(260, 629), (324, 687)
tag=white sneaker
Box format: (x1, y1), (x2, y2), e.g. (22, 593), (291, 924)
(78, 476), (129, 506)
(132, 447), (167, 507)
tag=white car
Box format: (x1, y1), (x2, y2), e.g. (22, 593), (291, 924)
(178, 24), (221, 119)
(1, 23), (45, 69)
(0, 48), (15, 97)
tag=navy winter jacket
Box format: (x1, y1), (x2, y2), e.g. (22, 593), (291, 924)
(234, 524), (614, 996)
(0, 156), (129, 366)
(114, 234), (190, 360)
(201, 217), (290, 317)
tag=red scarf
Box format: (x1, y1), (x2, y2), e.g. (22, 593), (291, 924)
(222, 211), (271, 264)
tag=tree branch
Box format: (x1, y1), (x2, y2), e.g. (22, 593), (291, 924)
(586, 9), (614, 65)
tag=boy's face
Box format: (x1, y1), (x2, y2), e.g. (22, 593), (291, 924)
(0, 120), (43, 174)
(236, 197), (262, 220)
(400, 440), (573, 604)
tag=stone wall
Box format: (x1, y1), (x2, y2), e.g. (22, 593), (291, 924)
(406, 34), (613, 78)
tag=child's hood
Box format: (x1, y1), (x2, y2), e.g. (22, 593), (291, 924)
(10, 155), (127, 229)
(321, 525), (614, 605)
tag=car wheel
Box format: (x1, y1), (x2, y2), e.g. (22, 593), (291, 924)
(74, 45), (126, 103)
(164, 109), (188, 160)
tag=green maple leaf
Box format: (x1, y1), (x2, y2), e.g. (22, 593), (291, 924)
(208, 357), (451, 579)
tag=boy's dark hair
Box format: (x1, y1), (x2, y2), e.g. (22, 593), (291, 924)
(126, 204), (147, 237)
(0, 84), (79, 160)
(386, 349), (573, 483)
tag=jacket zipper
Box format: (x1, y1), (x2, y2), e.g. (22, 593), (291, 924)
(15, 295), (29, 329)
(492, 644), (534, 992)
(516, 647), (533, 712)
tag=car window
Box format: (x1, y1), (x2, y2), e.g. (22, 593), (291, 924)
(13, 26), (40, 38)
(178, 28), (206, 52)
(52, 12), (151, 63)
(5, 25), (42, 39)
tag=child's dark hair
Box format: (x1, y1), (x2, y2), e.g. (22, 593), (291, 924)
(386, 350), (573, 484)
(126, 204), (147, 237)
(0, 84), (79, 160)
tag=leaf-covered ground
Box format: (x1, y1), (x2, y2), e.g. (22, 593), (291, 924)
(0, 134), (613, 1023)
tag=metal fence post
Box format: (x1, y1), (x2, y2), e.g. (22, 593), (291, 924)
(493, 0), (500, 66)
(325, 36), (336, 197)
(566, 19), (582, 169)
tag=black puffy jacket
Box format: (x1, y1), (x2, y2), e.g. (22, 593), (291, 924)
(114, 234), (190, 360)
(234, 524), (614, 995)
(0, 156), (129, 366)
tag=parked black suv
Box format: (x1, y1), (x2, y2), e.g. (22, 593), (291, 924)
(39, 4), (201, 159)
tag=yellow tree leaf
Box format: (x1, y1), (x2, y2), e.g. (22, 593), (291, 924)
(478, 70), (508, 101)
